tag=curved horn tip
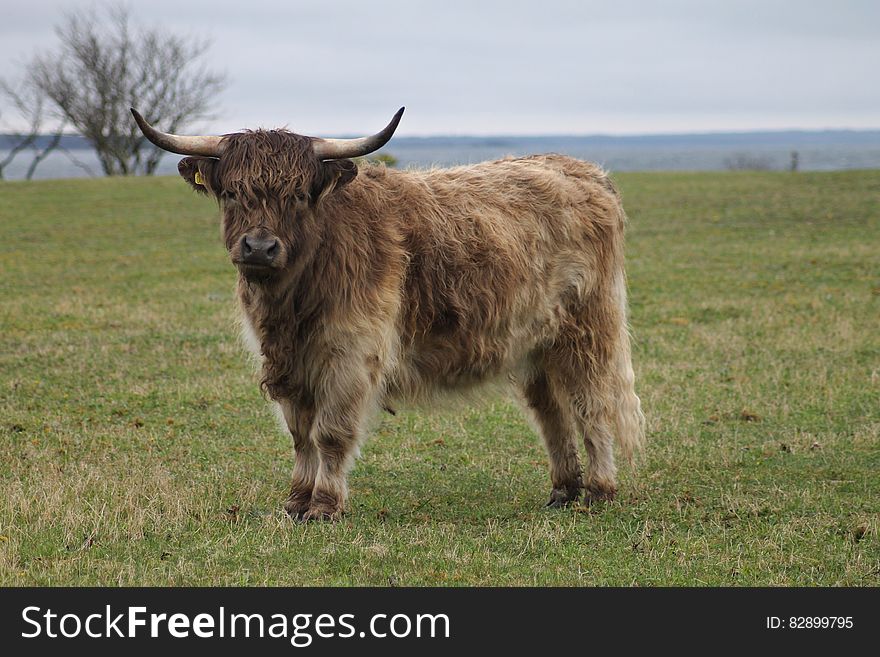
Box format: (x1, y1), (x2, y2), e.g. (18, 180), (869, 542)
(130, 107), (147, 127)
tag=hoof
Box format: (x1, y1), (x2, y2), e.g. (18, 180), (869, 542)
(545, 485), (581, 508)
(300, 506), (343, 522)
(583, 485), (616, 506)
(300, 489), (344, 522)
(284, 491), (312, 518)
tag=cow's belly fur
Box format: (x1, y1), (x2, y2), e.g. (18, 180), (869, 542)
(387, 253), (599, 405)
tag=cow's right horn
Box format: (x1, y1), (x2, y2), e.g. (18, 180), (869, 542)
(131, 108), (226, 157)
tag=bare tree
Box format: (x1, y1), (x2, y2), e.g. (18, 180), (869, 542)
(0, 79), (65, 180)
(26, 3), (226, 176)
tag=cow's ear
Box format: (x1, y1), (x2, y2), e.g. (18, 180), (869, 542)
(178, 157), (217, 196)
(312, 159), (358, 202)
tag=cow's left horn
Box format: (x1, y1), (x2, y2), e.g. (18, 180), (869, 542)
(131, 108), (226, 157)
(310, 107), (404, 160)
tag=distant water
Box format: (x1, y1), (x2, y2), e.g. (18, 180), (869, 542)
(2, 130), (879, 180)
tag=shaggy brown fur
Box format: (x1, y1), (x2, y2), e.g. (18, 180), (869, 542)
(175, 128), (645, 520)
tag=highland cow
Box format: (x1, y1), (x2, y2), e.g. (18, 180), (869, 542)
(132, 107), (645, 520)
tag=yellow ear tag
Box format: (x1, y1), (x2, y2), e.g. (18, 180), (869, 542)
(194, 171), (204, 186)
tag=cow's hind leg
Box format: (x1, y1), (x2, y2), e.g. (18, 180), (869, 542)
(557, 279), (644, 504)
(278, 400), (317, 519)
(571, 397), (619, 503)
(545, 347), (620, 504)
(572, 345), (644, 504)
(520, 367), (583, 508)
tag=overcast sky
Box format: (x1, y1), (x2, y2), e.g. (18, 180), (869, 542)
(1, 0), (878, 136)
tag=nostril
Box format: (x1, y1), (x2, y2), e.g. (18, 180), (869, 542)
(266, 240), (279, 258)
(241, 236), (253, 256)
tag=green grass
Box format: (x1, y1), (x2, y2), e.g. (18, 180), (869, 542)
(1, 170), (877, 586)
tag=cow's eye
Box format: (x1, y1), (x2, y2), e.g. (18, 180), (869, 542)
(222, 191), (237, 202)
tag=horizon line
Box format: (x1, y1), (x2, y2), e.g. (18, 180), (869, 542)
(3, 126), (880, 140)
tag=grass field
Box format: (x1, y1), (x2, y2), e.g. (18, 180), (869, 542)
(1, 169), (877, 586)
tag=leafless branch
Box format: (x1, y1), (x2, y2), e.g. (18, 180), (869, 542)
(0, 79), (49, 179)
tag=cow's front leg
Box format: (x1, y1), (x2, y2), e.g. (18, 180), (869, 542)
(301, 375), (374, 522)
(277, 400), (317, 519)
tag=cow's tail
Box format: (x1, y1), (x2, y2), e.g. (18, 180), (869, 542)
(609, 268), (646, 462)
